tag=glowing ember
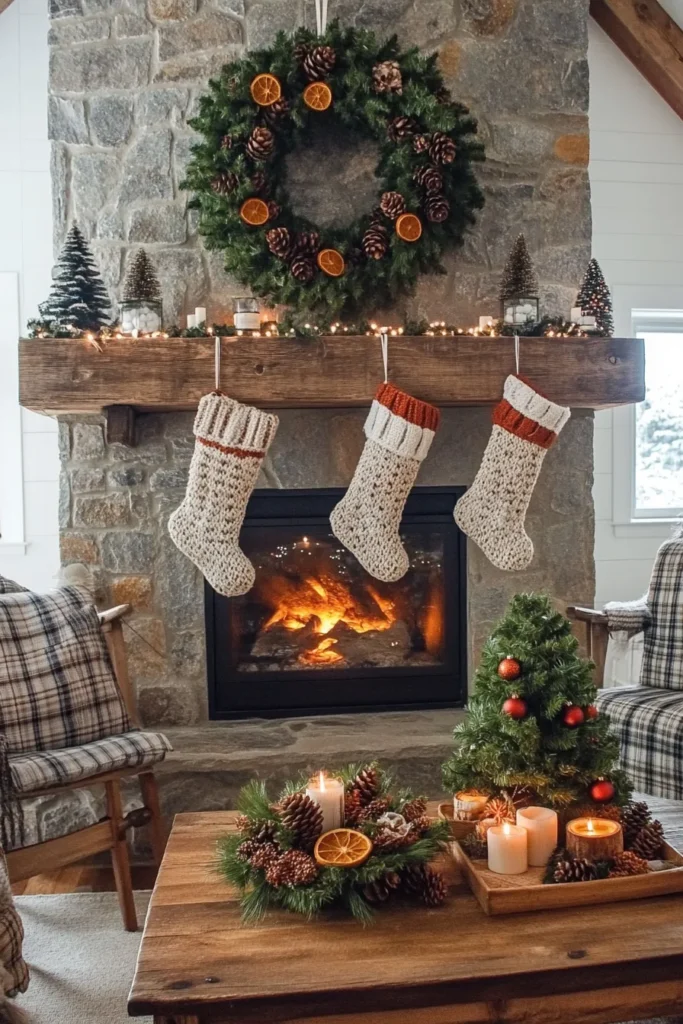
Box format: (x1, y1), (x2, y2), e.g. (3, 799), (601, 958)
(300, 637), (344, 666)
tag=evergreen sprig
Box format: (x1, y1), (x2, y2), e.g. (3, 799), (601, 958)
(183, 20), (485, 319)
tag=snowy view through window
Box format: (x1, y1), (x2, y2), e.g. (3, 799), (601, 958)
(635, 333), (683, 514)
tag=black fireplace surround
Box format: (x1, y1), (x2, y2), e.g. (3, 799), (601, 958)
(206, 487), (466, 718)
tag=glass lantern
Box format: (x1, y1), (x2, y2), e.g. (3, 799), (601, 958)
(503, 296), (539, 327)
(119, 299), (163, 334)
(233, 297), (260, 333)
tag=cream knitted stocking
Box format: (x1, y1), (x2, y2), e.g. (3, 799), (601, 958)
(330, 383), (440, 582)
(454, 375), (570, 572)
(168, 392), (278, 597)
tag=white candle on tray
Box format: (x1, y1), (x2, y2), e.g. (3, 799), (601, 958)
(305, 772), (344, 832)
(194, 306), (207, 325)
(516, 806), (558, 867)
(487, 821), (528, 875)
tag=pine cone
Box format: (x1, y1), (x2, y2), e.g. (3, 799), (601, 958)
(351, 764), (381, 805)
(413, 134), (431, 154)
(402, 797), (428, 823)
(362, 225), (389, 261)
(291, 230), (321, 257)
(250, 841), (280, 871)
(402, 864), (447, 907)
(235, 838), (260, 861)
(460, 832), (488, 859)
(268, 849), (318, 887)
(303, 45), (336, 81)
(435, 86), (451, 105)
(263, 97), (291, 125)
(608, 851), (649, 878)
(428, 131), (457, 165)
(622, 801), (651, 847)
(387, 116), (418, 143)
(220, 134), (233, 150)
(425, 194), (450, 223)
(235, 817), (277, 843)
(372, 59), (402, 95)
(552, 856), (598, 883)
(293, 41), (310, 65)
(344, 789), (363, 825)
(356, 798), (390, 823)
(211, 171), (239, 196)
(630, 820), (665, 860)
(372, 828), (418, 852)
(266, 226), (293, 260)
(251, 170), (267, 193)
(413, 165), (443, 195)
(363, 871), (401, 903)
(483, 796), (515, 824)
(379, 191), (406, 220)
(290, 256), (316, 283)
(409, 815), (432, 835)
(234, 813), (251, 834)
(346, 246), (365, 267)
(246, 126), (275, 162)
(267, 200), (281, 220)
(277, 792), (324, 850)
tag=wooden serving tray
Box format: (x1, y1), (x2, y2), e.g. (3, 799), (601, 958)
(450, 838), (683, 916)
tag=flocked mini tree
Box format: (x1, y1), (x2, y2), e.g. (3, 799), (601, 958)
(499, 234), (538, 303)
(39, 225), (111, 331)
(123, 248), (161, 302)
(577, 258), (614, 337)
(442, 594), (632, 809)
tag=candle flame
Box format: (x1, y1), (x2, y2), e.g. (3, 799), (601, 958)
(587, 819), (595, 833)
(503, 821), (511, 836)
(319, 771), (326, 792)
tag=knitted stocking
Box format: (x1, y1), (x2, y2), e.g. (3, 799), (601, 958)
(330, 383), (440, 582)
(454, 376), (570, 572)
(168, 392), (278, 596)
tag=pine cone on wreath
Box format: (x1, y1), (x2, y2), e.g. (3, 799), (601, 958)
(356, 797), (390, 823)
(363, 871), (401, 903)
(630, 820), (665, 860)
(267, 200), (281, 220)
(246, 125), (275, 161)
(290, 256), (316, 283)
(211, 171), (239, 196)
(276, 792), (324, 850)
(379, 191), (406, 220)
(351, 764), (381, 805)
(266, 227), (293, 260)
(428, 131), (457, 165)
(249, 841), (281, 871)
(220, 134), (233, 150)
(425, 194), (450, 223)
(387, 116), (418, 143)
(372, 59), (403, 95)
(552, 856), (598, 883)
(402, 797), (428, 823)
(294, 41), (310, 65)
(362, 224), (389, 261)
(622, 801), (651, 847)
(268, 849), (319, 887)
(251, 170), (267, 193)
(346, 246), (365, 268)
(435, 86), (451, 105)
(608, 851), (649, 878)
(292, 231), (321, 257)
(235, 838), (260, 861)
(303, 45), (336, 81)
(263, 97), (291, 125)
(236, 817), (277, 843)
(413, 134), (431, 154)
(408, 815), (432, 835)
(413, 165), (443, 195)
(344, 788), (363, 825)
(402, 864), (447, 907)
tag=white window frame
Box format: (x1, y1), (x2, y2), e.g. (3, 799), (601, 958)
(612, 309), (683, 536)
(0, 272), (26, 553)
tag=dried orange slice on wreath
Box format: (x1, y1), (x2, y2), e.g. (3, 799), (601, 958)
(303, 82), (333, 111)
(314, 829), (373, 867)
(395, 212), (423, 242)
(239, 197), (270, 226)
(317, 248), (345, 277)
(250, 73), (282, 107)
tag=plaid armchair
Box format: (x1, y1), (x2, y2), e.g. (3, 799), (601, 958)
(592, 538), (683, 801)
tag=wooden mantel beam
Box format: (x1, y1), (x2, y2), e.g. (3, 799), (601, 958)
(591, 0), (683, 120)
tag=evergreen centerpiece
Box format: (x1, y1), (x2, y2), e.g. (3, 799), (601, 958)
(442, 594), (632, 811)
(576, 258), (614, 337)
(38, 225), (111, 333)
(219, 763), (449, 923)
(500, 234), (539, 327)
(120, 249), (163, 333)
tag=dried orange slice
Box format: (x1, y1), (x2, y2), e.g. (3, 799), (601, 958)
(317, 248), (345, 277)
(395, 212), (423, 242)
(314, 829), (373, 867)
(303, 82), (333, 111)
(250, 73), (282, 107)
(239, 197), (270, 226)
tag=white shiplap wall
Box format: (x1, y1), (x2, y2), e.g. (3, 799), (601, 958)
(589, 18), (683, 607)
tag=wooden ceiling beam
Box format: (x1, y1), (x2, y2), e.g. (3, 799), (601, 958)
(591, 0), (683, 120)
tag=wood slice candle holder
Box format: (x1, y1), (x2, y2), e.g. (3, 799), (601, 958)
(566, 818), (623, 861)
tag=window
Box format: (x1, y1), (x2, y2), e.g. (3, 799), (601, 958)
(0, 272), (26, 550)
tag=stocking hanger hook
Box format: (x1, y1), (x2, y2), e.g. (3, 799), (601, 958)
(314, 0), (328, 35)
(514, 333), (520, 377)
(214, 334), (222, 394)
(380, 331), (389, 384)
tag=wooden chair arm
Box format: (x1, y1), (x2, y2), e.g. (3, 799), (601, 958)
(567, 606), (609, 627)
(98, 604), (131, 625)
(567, 606), (609, 687)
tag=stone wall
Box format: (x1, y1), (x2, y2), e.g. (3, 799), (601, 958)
(48, 0), (592, 324)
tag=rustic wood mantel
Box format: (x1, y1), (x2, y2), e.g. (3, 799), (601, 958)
(19, 335), (645, 443)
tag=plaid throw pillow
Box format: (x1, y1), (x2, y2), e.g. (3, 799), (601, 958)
(642, 539), (683, 691)
(0, 584), (131, 755)
(0, 576), (27, 595)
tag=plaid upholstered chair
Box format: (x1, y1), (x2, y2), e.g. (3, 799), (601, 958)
(570, 537), (683, 801)
(0, 573), (171, 931)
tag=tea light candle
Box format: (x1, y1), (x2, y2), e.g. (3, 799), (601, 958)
(453, 790), (489, 821)
(194, 306), (207, 325)
(516, 807), (558, 867)
(566, 817), (623, 862)
(305, 772), (344, 833)
(487, 821), (528, 875)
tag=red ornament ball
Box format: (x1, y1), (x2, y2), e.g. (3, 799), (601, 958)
(590, 779), (616, 803)
(585, 704), (599, 720)
(502, 695), (527, 720)
(563, 704), (585, 728)
(497, 657), (521, 681)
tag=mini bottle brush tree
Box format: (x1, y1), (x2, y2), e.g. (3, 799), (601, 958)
(500, 234), (539, 327)
(120, 248), (163, 333)
(577, 258), (614, 337)
(442, 593), (632, 809)
(38, 225), (111, 332)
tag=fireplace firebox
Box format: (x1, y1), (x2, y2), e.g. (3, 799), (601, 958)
(206, 487), (466, 718)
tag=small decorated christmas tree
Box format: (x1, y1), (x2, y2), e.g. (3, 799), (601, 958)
(500, 234), (538, 303)
(39, 225), (111, 332)
(442, 594), (631, 809)
(577, 258), (614, 336)
(123, 249), (161, 301)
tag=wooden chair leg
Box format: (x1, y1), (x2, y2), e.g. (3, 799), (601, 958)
(139, 771), (167, 867)
(105, 779), (138, 932)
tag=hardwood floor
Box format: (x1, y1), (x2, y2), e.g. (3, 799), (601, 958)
(12, 795), (682, 897)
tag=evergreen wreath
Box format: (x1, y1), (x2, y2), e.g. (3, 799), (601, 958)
(183, 21), (485, 318)
(218, 763), (450, 923)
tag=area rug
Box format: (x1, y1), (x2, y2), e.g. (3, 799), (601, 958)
(14, 892), (151, 1024)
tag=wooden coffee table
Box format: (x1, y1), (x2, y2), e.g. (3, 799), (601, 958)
(128, 809), (683, 1024)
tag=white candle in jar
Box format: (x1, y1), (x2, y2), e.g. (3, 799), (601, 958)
(516, 807), (558, 867)
(305, 772), (344, 833)
(194, 306), (207, 325)
(487, 821), (528, 875)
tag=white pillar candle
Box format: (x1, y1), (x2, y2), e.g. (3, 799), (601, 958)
(487, 822), (528, 875)
(194, 306), (207, 325)
(305, 772), (344, 833)
(186, 313), (196, 328)
(516, 807), (558, 867)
